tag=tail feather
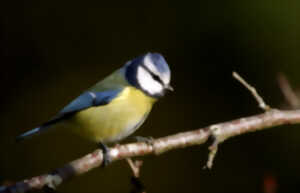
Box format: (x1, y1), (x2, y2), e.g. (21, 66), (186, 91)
(16, 127), (41, 142)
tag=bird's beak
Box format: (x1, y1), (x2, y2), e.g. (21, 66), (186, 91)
(165, 84), (174, 92)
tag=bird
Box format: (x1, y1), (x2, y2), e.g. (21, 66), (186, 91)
(16, 52), (173, 164)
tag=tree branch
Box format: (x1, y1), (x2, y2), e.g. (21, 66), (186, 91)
(2, 109), (300, 193)
(2, 72), (300, 193)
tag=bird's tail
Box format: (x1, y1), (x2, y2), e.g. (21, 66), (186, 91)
(16, 127), (43, 142)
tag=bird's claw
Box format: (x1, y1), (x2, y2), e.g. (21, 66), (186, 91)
(98, 142), (112, 167)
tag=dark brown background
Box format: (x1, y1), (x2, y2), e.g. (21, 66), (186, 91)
(1, 1), (300, 193)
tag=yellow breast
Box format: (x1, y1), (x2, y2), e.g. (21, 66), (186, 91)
(66, 86), (156, 143)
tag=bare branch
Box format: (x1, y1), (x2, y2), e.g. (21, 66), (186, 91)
(2, 109), (300, 193)
(233, 71), (271, 111)
(277, 73), (300, 109)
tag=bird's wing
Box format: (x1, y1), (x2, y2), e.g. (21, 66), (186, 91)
(16, 68), (128, 142)
(16, 88), (123, 141)
(42, 88), (123, 127)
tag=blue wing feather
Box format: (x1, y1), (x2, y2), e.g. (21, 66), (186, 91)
(16, 88), (123, 141)
(42, 88), (123, 127)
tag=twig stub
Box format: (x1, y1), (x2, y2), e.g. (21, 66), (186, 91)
(126, 158), (143, 178)
(233, 71), (271, 111)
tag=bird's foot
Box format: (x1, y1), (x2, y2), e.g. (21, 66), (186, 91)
(97, 142), (111, 167)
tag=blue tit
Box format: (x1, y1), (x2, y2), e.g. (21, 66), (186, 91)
(17, 53), (173, 148)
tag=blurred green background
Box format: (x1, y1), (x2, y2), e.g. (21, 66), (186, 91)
(1, 1), (300, 193)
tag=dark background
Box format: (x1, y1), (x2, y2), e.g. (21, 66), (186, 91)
(1, 1), (300, 193)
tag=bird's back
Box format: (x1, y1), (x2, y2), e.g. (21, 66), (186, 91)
(89, 68), (129, 92)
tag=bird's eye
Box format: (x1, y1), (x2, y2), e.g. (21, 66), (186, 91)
(151, 73), (164, 85)
(151, 73), (161, 82)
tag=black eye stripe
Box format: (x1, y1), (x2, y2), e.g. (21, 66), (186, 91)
(141, 64), (164, 85)
(151, 73), (165, 85)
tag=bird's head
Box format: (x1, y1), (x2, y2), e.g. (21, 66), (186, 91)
(125, 53), (173, 98)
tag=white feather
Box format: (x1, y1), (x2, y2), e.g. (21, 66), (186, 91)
(137, 66), (163, 96)
(144, 54), (170, 85)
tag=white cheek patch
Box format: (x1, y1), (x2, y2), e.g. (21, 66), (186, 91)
(144, 55), (170, 85)
(137, 66), (163, 95)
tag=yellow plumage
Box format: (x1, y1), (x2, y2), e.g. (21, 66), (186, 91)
(63, 70), (157, 143)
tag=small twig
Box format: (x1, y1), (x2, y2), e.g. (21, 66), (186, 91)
(205, 140), (218, 169)
(233, 71), (271, 111)
(126, 158), (143, 178)
(277, 73), (300, 109)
